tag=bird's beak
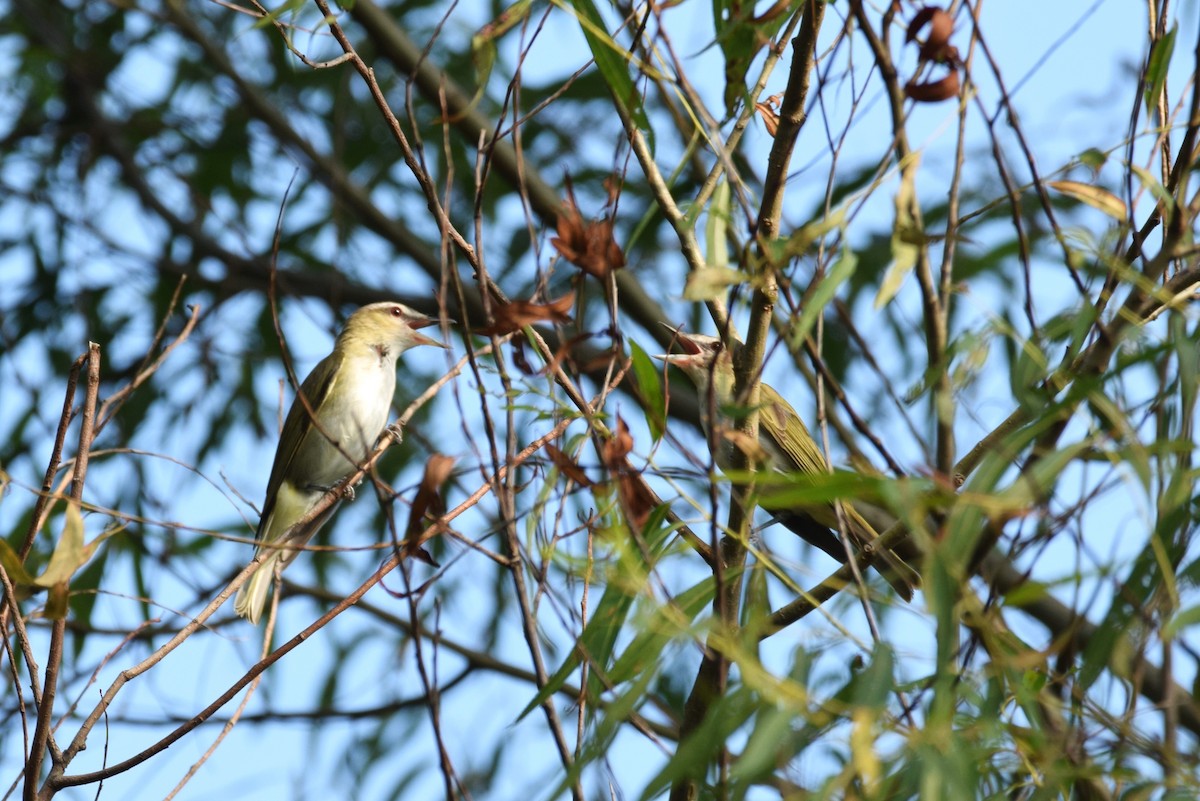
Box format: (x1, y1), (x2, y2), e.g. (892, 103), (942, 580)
(409, 312), (453, 349)
(656, 322), (695, 360)
(675, 334), (703, 355)
(655, 323), (704, 357)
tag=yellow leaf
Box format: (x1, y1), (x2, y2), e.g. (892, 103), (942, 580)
(1047, 180), (1127, 220)
(34, 504), (97, 589)
(875, 153), (922, 309)
(682, 267), (750, 301)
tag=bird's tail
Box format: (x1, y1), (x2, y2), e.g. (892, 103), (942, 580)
(234, 550), (285, 625)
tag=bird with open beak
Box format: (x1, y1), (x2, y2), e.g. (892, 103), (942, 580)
(656, 331), (917, 600)
(235, 302), (448, 623)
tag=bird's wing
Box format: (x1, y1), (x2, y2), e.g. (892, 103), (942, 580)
(757, 384), (826, 475)
(757, 384), (918, 599)
(257, 350), (344, 536)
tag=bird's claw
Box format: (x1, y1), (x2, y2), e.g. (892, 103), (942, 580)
(342, 484), (356, 502)
(386, 422), (404, 443)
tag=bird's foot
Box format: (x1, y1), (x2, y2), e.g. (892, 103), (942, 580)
(304, 481), (353, 501)
(386, 422), (405, 443)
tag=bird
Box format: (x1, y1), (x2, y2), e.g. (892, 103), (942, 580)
(234, 302), (448, 623)
(656, 331), (918, 600)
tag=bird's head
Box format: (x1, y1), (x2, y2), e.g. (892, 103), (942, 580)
(654, 329), (736, 398)
(339, 302), (449, 354)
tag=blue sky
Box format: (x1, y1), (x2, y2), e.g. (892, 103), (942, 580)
(1, 0), (1195, 798)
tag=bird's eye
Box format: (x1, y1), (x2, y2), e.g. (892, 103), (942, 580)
(390, 306), (404, 318)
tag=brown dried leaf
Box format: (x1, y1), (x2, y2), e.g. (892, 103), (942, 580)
(404, 453), (458, 549)
(603, 416), (634, 470)
(478, 295), (575, 336)
(552, 178), (626, 279)
(598, 417), (655, 532)
(907, 6), (957, 63)
(616, 473), (654, 531)
(754, 101), (780, 137)
(905, 71), (961, 103)
(510, 338), (535, 375)
(545, 444), (594, 488)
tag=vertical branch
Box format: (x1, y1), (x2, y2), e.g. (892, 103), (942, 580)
(671, 5), (826, 800)
(18, 353), (88, 559)
(27, 343), (100, 801)
(68, 344), (101, 505)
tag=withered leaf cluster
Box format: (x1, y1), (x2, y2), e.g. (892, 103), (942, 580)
(478, 294), (575, 337)
(904, 6), (961, 103)
(552, 176), (626, 279)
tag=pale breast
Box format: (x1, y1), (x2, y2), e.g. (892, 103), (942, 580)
(301, 352), (396, 488)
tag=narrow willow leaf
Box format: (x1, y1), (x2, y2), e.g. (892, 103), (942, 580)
(629, 340), (666, 441)
(35, 504), (97, 589)
(705, 179), (730, 270)
(875, 155), (922, 308)
(606, 577), (714, 684)
(1047, 180), (1127, 220)
(787, 245), (856, 349)
(1144, 25), (1177, 115)
(1130, 163), (1176, 210)
(565, 0), (651, 135)
(682, 266), (750, 300)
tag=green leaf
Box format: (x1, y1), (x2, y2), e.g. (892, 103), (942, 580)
(1164, 604), (1200, 639)
(517, 504), (677, 719)
(0, 539), (36, 587)
(630, 340), (666, 441)
(251, 0), (308, 30)
(34, 504), (97, 590)
(607, 576), (714, 685)
(517, 586), (634, 719)
(550, 669), (656, 799)
(471, 0), (534, 107)
(730, 703), (797, 784)
(785, 208), (847, 258)
(712, 0), (788, 117)
(1077, 147), (1108, 172)
(704, 179), (730, 270)
(786, 244), (856, 349)
(1130, 163), (1176, 211)
(847, 643), (895, 709)
(682, 266), (750, 300)
(875, 155), (922, 309)
(1144, 25), (1177, 116)
(564, 0), (651, 135)
(639, 685), (758, 800)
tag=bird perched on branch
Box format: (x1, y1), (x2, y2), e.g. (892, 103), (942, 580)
(656, 331), (918, 600)
(234, 302), (448, 623)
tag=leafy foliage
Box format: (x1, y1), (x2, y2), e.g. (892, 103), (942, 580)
(1, 1), (1198, 800)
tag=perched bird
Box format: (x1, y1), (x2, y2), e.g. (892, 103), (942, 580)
(656, 331), (918, 600)
(234, 302), (448, 623)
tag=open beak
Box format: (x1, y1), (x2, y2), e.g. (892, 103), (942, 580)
(409, 312), (454, 349)
(654, 323), (704, 361)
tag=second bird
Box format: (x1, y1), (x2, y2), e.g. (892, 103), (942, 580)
(657, 331), (918, 600)
(234, 302), (447, 624)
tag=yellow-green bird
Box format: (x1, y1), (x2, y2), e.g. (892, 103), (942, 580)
(234, 302), (447, 623)
(657, 331), (918, 600)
